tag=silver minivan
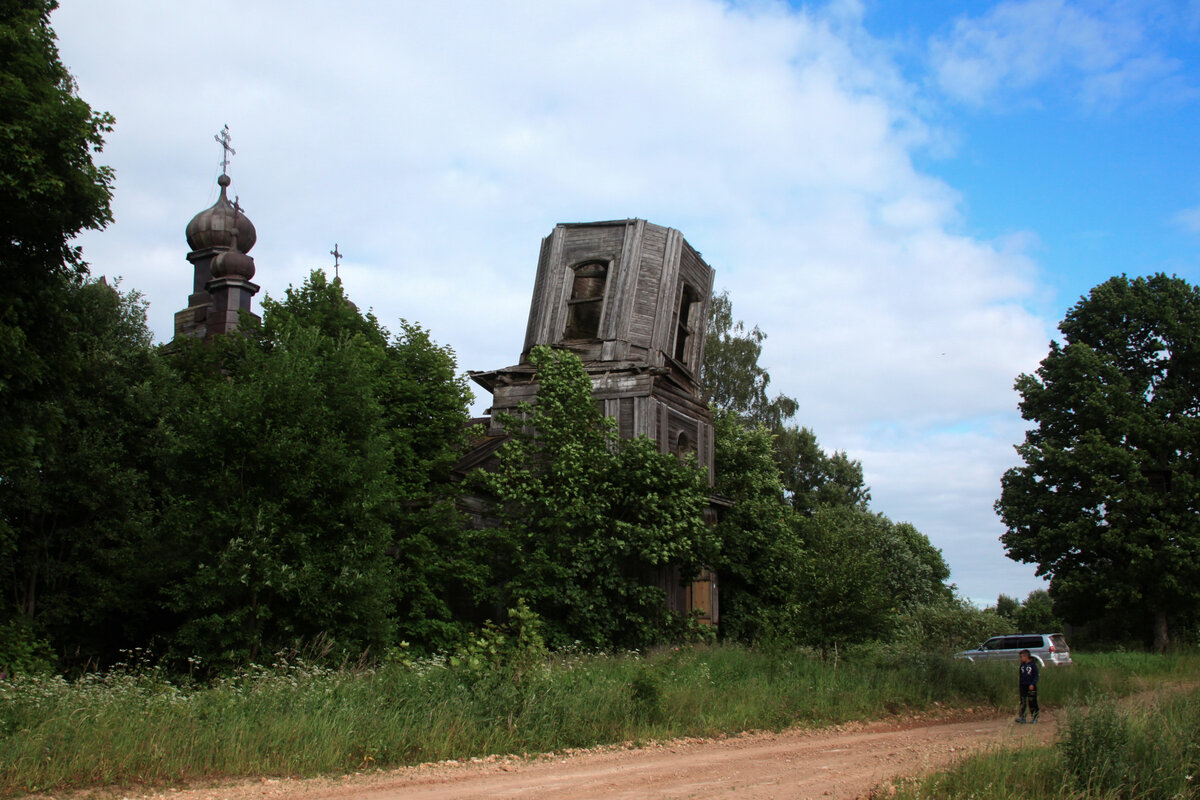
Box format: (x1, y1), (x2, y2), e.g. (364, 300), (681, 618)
(955, 633), (1072, 667)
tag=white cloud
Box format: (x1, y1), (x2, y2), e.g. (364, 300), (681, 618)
(52, 0), (1051, 602)
(1174, 205), (1200, 233)
(929, 0), (1191, 110)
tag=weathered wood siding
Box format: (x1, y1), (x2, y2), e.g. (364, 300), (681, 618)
(496, 218), (717, 479)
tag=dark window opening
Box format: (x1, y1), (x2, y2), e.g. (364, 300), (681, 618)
(673, 285), (698, 363)
(564, 261), (607, 340)
(675, 430), (691, 459)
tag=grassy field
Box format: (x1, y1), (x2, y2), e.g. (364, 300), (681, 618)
(1, 646), (1195, 797)
(887, 652), (1200, 800)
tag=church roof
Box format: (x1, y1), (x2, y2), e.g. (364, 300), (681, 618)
(185, 174), (257, 254)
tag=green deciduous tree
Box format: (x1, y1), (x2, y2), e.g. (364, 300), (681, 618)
(1, 0), (115, 606)
(995, 594), (1020, 621)
(997, 274), (1200, 651)
(157, 272), (477, 666)
(702, 292), (945, 648)
(476, 346), (711, 649)
(708, 410), (807, 644)
(702, 291), (798, 428)
(0, 0), (113, 269)
(1014, 589), (1062, 633)
(260, 273), (478, 651)
(702, 292), (869, 516)
(161, 325), (399, 666)
(773, 425), (870, 515)
(0, 279), (167, 670)
(793, 507), (951, 653)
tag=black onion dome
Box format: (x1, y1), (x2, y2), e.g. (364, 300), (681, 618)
(185, 174), (257, 253)
(210, 248), (256, 280)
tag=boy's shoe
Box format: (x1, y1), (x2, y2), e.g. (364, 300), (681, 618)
(1031, 714), (1039, 724)
(1015, 717), (1027, 724)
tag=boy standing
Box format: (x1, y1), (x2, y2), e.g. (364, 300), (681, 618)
(1016, 649), (1040, 723)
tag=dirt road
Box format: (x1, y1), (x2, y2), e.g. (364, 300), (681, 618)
(126, 711), (1055, 800)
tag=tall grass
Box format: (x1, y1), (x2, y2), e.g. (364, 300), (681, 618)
(0, 645), (994, 796)
(1, 647), (1193, 797)
(889, 659), (1200, 800)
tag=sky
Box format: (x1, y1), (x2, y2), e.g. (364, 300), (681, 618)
(50, 0), (1200, 607)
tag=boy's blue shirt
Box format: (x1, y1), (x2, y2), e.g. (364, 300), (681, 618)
(1019, 660), (1039, 686)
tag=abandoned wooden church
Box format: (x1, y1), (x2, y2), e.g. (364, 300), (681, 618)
(172, 173), (721, 627)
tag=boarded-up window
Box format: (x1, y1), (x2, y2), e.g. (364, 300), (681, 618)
(564, 261), (607, 340)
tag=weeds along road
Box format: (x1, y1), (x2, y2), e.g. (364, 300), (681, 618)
(121, 711), (1057, 800)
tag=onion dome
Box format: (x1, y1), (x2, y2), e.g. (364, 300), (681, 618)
(210, 223), (256, 280)
(185, 174), (257, 253)
(210, 247), (256, 280)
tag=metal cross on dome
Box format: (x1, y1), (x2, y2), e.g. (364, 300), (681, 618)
(214, 125), (236, 175)
(331, 243), (343, 280)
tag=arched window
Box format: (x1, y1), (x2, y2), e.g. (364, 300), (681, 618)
(564, 261), (607, 340)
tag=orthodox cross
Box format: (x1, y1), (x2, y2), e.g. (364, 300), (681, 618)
(331, 243), (343, 279)
(214, 125), (236, 175)
(230, 196), (244, 247)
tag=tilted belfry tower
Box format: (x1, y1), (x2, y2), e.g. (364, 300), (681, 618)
(471, 219), (717, 484)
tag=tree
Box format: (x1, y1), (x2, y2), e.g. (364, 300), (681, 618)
(476, 346), (711, 649)
(0, 279), (167, 670)
(1014, 589), (1062, 633)
(161, 324), (399, 667)
(793, 507), (951, 653)
(708, 410), (807, 644)
(1, 0), (115, 604)
(702, 292), (870, 515)
(702, 290), (798, 428)
(261, 273), (478, 651)
(793, 507), (894, 653)
(773, 425), (870, 515)
(997, 274), (1200, 652)
(0, 0), (113, 269)
(995, 594), (1020, 621)
(158, 272), (478, 665)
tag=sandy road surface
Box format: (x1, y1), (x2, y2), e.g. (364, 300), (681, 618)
(116, 711), (1055, 800)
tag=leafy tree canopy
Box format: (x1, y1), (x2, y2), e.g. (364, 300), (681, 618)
(773, 424), (870, 515)
(702, 291), (869, 514)
(476, 345), (712, 650)
(1, 0), (115, 583)
(997, 274), (1200, 651)
(1, 0), (113, 271)
(708, 409), (805, 644)
(702, 290), (798, 428)
(159, 271), (478, 665)
(0, 279), (165, 671)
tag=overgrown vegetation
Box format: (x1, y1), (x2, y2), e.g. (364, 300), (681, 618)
(889, 659), (1200, 800)
(0, 0), (983, 676)
(4, 642), (1194, 797)
(474, 346), (713, 650)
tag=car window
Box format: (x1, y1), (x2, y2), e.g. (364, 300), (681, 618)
(983, 638), (1005, 650)
(1020, 636), (1045, 649)
(1051, 634), (1068, 650)
(1003, 637), (1024, 649)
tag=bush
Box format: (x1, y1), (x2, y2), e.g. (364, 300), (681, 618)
(1058, 689), (1200, 800)
(0, 619), (53, 678)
